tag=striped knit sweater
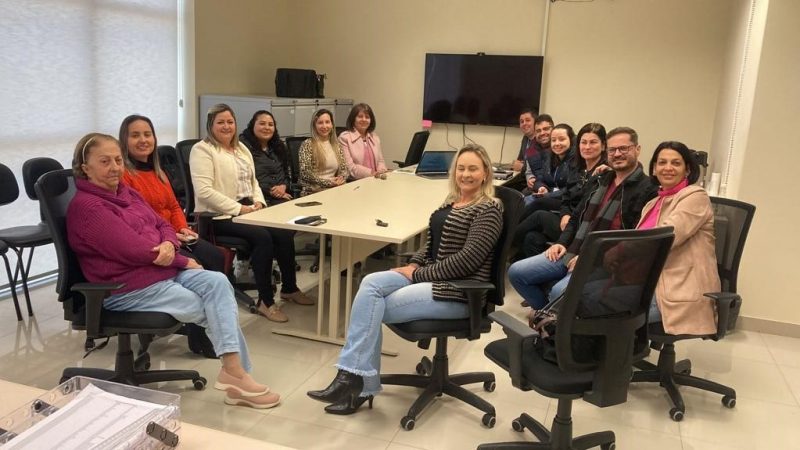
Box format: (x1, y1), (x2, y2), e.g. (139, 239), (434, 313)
(410, 199), (503, 303)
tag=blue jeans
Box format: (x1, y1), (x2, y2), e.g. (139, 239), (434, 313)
(104, 269), (252, 372)
(336, 271), (469, 396)
(508, 253), (571, 309)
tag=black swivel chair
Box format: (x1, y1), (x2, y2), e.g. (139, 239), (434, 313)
(393, 130), (430, 168)
(379, 186), (524, 430)
(34, 169), (205, 388)
(0, 158), (63, 320)
(286, 136), (324, 273)
(156, 144), (187, 211)
(479, 227), (675, 450)
(174, 139), (260, 313)
(630, 197), (756, 421)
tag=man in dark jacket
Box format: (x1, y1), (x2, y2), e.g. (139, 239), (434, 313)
(505, 111), (552, 192)
(508, 127), (657, 310)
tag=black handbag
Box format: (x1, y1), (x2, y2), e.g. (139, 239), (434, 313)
(275, 68), (324, 98)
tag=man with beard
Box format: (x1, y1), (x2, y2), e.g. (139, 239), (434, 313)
(507, 126), (657, 310)
(507, 111), (552, 192)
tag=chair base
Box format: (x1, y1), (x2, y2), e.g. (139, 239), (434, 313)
(380, 337), (496, 430)
(61, 333), (205, 390)
(631, 342), (736, 421)
(478, 400), (616, 450)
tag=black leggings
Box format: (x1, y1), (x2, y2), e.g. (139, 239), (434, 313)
(513, 210), (562, 260)
(212, 219), (298, 305)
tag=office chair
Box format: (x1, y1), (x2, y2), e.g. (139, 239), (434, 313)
(0, 158), (63, 320)
(174, 139), (261, 313)
(285, 136), (324, 273)
(630, 197), (756, 421)
(479, 227), (675, 450)
(392, 130), (430, 168)
(34, 169), (206, 389)
(156, 144), (186, 211)
(379, 186), (524, 430)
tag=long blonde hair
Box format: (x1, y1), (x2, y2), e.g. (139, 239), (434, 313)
(445, 144), (497, 205)
(309, 109), (343, 171)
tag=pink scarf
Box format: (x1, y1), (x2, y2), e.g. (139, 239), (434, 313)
(638, 178), (689, 230)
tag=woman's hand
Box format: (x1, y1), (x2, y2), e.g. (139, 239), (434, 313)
(177, 228), (198, 242)
(566, 256), (578, 272)
(545, 244), (566, 262)
(560, 214), (571, 231)
(152, 241), (176, 266)
(536, 186), (548, 195)
(185, 258), (203, 270)
(270, 184), (288, 198)
(391, 264), (419, 281)
(526, 176), (536, 189)
(592, 164), (611, 175)
(240, 202), (265, 215)
(332, 176), (345, 186)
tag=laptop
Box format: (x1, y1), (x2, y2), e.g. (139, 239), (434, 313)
(415, 150), (456, 179)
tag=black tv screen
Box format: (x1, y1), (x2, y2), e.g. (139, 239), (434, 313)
(422, 53), (543, 127)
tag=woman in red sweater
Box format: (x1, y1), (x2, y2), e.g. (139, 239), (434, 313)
(120, 114), (224, 357)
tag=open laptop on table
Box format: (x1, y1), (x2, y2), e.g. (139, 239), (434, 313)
(415, 150), (456, 179)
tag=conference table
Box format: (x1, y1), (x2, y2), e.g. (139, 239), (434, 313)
(235, 171), (451, 348)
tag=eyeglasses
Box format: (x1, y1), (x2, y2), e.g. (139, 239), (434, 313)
(606, 144), (636, 155)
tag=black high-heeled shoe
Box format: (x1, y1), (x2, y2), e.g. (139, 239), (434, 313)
(325, 394), (374, 415)
(307, 370), (363, 403)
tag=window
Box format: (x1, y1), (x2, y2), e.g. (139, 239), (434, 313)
(0, 0), (179, 291)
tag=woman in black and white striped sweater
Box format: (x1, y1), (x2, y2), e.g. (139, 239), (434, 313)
(307, 144), (503, 415)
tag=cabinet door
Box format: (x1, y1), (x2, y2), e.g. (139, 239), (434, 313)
(294, 102), (316, 137)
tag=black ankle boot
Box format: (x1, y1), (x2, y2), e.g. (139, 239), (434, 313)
(325, 394), (374, 415)
(307, 370), (363, 403)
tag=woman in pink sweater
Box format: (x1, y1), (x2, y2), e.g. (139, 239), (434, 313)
(66, 132), (280, 409)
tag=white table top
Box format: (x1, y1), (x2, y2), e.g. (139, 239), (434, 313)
(235, 172), (450, 244)
(0, 380), (293, 450)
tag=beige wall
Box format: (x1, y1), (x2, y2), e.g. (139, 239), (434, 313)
(736, 0), (800, 325)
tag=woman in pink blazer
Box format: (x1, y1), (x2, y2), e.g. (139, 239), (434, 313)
(337, 103), (388, 179)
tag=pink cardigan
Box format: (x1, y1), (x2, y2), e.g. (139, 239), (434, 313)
(338, 130), (387, 179)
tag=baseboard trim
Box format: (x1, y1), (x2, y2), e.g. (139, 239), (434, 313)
(737, 316), (800, 338)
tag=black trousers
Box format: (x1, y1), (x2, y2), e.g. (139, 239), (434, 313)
(179, 238), (225, 273)
(513, 210), (563, 260)
(212, 219), (298, 305)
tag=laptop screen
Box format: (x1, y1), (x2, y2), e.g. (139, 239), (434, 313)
(415, 151), (456, 174)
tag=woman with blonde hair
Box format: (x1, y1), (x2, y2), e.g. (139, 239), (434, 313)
(298, 109), (347, 195)
(307, 143), (503, 415)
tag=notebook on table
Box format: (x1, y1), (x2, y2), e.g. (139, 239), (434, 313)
(415, 150), (456, 179)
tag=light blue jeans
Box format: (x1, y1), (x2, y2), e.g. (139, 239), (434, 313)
(104, 269), (252, 372)
(336, 270), (470, 396)
(508, 253), (571, 309)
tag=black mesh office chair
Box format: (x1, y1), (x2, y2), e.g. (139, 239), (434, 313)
(393, 130), (430, 168)
(156, 144), (186, 211)
(35, 169), (205, 388)
(630, 197), (756, 421)
(174, 139), (260, 313)
(479, 227), (675, 450)
(379, 186), (524, 430)
(0, 158), (63, 320)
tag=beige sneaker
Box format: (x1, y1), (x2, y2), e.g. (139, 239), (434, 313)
(258, 302), (288, 323)
(280, 290), (315, 306)
(225, 389), (281, 409)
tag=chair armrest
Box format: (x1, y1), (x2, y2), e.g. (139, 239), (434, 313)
(71, 282), (125, 338)
(445, 280), (495, 340)
(704, 292), (741, 340)
(488, 310), (537, 390)
(193, 211), (221, 241)
(393, 160), (407, 168)
(397, 251), (416, 263)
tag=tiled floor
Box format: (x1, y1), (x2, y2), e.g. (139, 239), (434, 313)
(1, 261), (798, 449)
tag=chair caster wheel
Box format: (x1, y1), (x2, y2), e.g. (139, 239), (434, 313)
(415, 362), (429, 376)
(249, 304), (258, 314)
(310, 264), (319, 273)
(59, 376), (70, 385)
(511, 418), (525, 432)
(135, 353), (151, 371)
(400, 416), (415, 431)
(601, 442), (616, 450)
(722, 395), (736, 408)
(669, 407), (684, 422)
(193, 377), (207, 390)
(483, 381), (496, 392)
(482, 413), (496, 428)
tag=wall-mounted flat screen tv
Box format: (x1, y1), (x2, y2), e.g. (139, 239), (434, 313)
(422, 53), (543, 127)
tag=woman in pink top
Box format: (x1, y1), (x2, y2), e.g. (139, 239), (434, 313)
(338, 103), (387, 179)
(637, 141), (719, 335)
